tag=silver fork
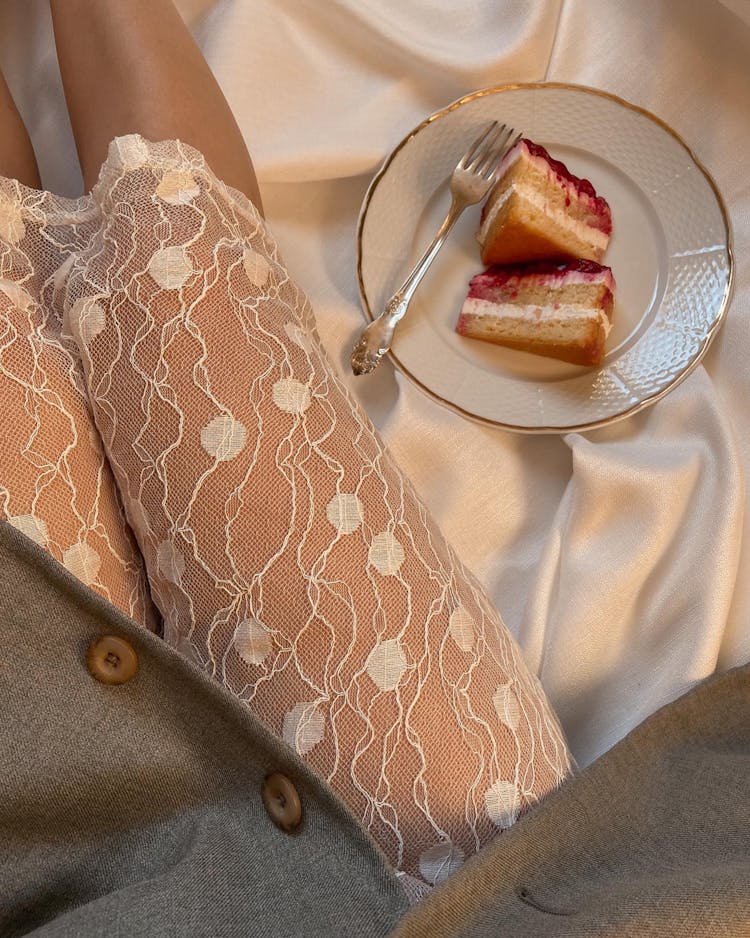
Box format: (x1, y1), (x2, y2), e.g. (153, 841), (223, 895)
(351, 121), (521, 376)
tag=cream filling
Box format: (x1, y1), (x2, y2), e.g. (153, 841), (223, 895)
(462, 297), (612, 338)
(479, 183), (610, 251)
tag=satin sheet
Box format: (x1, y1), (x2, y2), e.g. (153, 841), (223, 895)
(2, 0), (747, 768)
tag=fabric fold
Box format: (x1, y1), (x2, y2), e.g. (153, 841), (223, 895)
(521, 371), (743, 766)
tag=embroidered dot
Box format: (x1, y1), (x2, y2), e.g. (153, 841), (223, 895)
(84, 427), (102, 456)
(0, 196), (26, 245)
(156, 540), (186, 584)
(493, 683), (521, 731)
(282, 702), (325, 755)
(448, 606), (476, 653)
(148, 246), (193, 290)
(283, 320), (312, 353)
(243, 248), (271, 287)
(7, 513), (48, 547)
(484, 779), (521, 829)
(418, 842), (465, 885)
(0, 281), (33, 310)
(174, 633), (197, 662)
(326, 493), (363, 535)
(128, 500), (151, 540)
(233, 617), (272, 666)
(365, 639), (408, 691)
(200, 414), (247, 461)
(272, 378), (310, 414)
(62, 542), (102, 586)
(112, 134), (150, 171)
(368, 531), (405, 576)
(156, 169), (200, 205)
(69, 297), (107, 347)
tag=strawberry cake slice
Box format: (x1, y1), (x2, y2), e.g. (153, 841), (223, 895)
(456, 259), (615, 367)
(477, 139), (613, 266)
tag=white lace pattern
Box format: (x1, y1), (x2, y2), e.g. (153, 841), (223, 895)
(1, 136), (573, 892)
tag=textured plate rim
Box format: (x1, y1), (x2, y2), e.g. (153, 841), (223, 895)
(355, 82), (734, 434)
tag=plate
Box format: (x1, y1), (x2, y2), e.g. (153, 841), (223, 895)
(356, 84), (733, 433)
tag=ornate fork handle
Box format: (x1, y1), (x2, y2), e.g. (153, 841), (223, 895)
(350, 196), (465, 375)
(350, 120), (518, 376)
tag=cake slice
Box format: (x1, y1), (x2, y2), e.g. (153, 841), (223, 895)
(456, 259), (615, 367)
(477, 139), (613, 265)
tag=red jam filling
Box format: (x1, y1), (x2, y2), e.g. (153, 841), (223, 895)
(522, 140), (612, 230)
(484, 138), (613, 236)
(467, 258), (614, 301)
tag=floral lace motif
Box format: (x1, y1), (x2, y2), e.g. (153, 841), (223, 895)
(4, 136), (573, 892)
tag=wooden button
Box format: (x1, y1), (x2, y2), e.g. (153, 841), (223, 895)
(262, 773), (302, 832)
(85, 635), (139, 685)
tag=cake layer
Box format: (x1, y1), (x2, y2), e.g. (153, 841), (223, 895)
(478, 139), (613, 265)
(456, 301), (607, 366)
(486, 139), (612, 233)
(482, 184), (610, 253)
(521, 140), (611, 233)
(456, 260), (615, 367)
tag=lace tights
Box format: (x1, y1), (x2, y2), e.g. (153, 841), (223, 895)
(0, 136), (572, 897)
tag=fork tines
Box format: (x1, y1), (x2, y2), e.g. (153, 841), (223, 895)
(460, 121), (521, 180)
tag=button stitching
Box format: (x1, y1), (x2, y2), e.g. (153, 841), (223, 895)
(85, 635), (139, 685)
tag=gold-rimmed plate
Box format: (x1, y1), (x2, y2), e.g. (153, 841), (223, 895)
(356, 83), (733, 433)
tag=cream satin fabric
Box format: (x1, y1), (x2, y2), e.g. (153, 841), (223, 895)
(2, 0), (747, 768)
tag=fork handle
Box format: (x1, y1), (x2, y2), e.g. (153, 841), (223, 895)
(385, 194), (465, 324)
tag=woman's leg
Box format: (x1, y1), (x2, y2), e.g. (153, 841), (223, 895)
(0, 64), (157, 629)
(65, 157), (572, 891)
(56, 1), (572, 893)
(49, 0), (263, 211)
(0, 69), (41, 188)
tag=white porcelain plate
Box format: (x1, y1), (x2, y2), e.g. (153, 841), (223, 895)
(357, 84), (733, 432)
